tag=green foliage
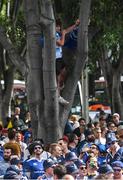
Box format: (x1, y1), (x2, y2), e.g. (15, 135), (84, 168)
(89, 0), (123, 68)
(0, 0), (26, 52)
(54, 0), (80, 26)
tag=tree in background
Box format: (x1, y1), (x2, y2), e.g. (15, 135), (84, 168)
(0, 0), (91, 143)
(90, 0), (123, 118)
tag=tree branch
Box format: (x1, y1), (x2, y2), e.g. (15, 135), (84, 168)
(0, 26), (28, 76)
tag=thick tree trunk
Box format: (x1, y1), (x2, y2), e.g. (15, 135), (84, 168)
(24, 0), (45, 139)
(42, 0), (61, 143)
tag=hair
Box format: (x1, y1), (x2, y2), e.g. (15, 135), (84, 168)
(67, 133), (77, 143)
(56, 18), (62, 27)
(49, 143), (60, 154)
(4, 146), (15, 155)
(78, 117), (85, 124)
(94, 122), (100, 127)
(118, 125), (123, 131)
(54, 165), (67, 179)
(107, 122), (115, 128)
(95, 174), (106, 180)
(8, 128), (16, 140)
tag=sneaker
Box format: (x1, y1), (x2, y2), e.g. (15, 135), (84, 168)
(58, 96), (69, 105)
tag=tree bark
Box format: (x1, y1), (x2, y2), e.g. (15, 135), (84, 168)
(24, 0), (45, 139)
(41, 0), (61, 143)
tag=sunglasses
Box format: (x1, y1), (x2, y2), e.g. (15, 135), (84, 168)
(108, 141), (116, 146)
(34, 146), (41, 150)
(90, 146), (97, 149)
(113, 168), (122, 172)
(80, 166), (86, 170)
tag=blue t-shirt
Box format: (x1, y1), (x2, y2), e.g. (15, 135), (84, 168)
(23, 157), (45, 179)
(64, 27), (78, 49)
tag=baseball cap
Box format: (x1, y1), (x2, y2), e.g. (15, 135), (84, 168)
(65, 151), (78, 161)
(106, 133), (118, 145)
(112, 161), (123, 169)
(97, 144), (107, 153)
(66, 163), (79, 175)
(98, 164), (114, 174)
(10, 157), (22, 165)
(74, 159), (86, 168)
(43, 159), (55, 170)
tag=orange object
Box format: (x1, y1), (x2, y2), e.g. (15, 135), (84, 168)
(89, 104), (110, 111)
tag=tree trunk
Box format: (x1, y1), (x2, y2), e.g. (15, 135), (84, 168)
(41, 0), (61, 143)
(112, 72), (123, 118)
(24, 0), (45, 139)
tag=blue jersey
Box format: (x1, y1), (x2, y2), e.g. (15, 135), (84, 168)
(64, 27), (78, 49)
(23, 157), (45, 179)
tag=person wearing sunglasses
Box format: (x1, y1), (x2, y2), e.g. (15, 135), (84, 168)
(23, 142), (45, 179)
(106, 135), (120, 165)
(74, 160), (88, 180)
(112, 160), (123, 180)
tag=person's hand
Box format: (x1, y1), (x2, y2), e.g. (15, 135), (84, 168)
(62, 29), (67, 35)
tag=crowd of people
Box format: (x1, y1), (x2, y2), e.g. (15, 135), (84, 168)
(0, 106), (122, 179)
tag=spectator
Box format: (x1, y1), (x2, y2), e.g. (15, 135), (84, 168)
(64, 120), (74, 136)
(107, 122), (117, 133)
(67, 133), (79, 155)
(69, 115), (79, 130)
(55, 18), (80, 105)
(48, 143), (62, 164)
(23, 142), (45, 179)
(53, 164), (67, 179)
(106, 135), (120, 164)
(112, 113), (120, 126)
(0, 147), (14, 177)
(74, 160), (88, 180)
(15, 132), (27, 161)
(65, 162), (79, 179)
(86, 156), (98, 179)
(4, 156), (27, 180)
(38, 159), (55, 180)
(99, 116), (107, 127)
(3, 128), (21, 158)
(12, 107), (28, 134)
(94, 127), (106, 145)
(112, 160), (123, 180)
(64, 151), (78, 166)
(57, 136), (70, 159)
(97, 163), (114, 180)
(73, 118), (86, 139)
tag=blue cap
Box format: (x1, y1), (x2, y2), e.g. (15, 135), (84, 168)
(10, 157), (22, 165)
(43, 159), (55, 170)
(106, 133), (117, 144)
(65, 151), (78, 161)
(97, 144), (107, 153)
(112, 161), (123, 169)
(98, 164), (114, 174)
(74, 159), (86, 168)
(66, 163), (79, 175)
